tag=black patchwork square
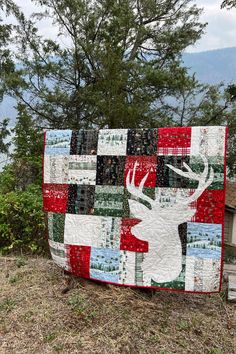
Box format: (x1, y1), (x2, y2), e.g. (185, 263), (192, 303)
(157, 156), (190, 188)
(178, 222), (187, 256)
(67, 185), (95, 214)
(70, 130), (98, 155)
(96, 156), (125, 185)
(127, 129), (157, 155)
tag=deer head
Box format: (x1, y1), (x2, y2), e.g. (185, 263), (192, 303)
(126, 155), (214, 245)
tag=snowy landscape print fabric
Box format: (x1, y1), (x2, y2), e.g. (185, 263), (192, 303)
(43, 127), (227, 293)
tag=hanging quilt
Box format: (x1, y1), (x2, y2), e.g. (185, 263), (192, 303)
(43, 126), (227, 293)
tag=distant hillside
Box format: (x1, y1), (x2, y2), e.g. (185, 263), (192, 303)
(182, 47), (236, 84)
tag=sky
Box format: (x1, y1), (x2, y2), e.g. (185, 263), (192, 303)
(189, 0), (236, 52)
(5, 0), (236, 53)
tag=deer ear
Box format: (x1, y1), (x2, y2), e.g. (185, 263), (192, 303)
(128, 200), (149, 219)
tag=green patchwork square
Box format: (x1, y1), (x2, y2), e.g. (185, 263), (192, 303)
(188, 156), (224, 190)
(94, 186), (124, 217)
(48, 213), (65, 243)
(123, 187), (155, 217)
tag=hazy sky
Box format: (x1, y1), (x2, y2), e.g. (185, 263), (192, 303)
(190, 0), (236, 52)
(9, 0), (236, 53)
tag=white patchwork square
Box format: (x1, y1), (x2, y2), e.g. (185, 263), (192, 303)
(64, 214), (122, 249)
(99, 217), (121, 249)
(97, 129), (128, 155)
(64, 214), (103, 246)
(44, 155), (69, 184)
(185, 256), (221, 292)
(190, 126), (226, 157)
(118, 251), (136, 285)
(202, 258), (221, 292)
(48, 240), (69, 271)
(185, 256), (195, 291)
(68, 155), (97, 185)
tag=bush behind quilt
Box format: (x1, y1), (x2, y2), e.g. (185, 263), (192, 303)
(43, 127), (227, 293)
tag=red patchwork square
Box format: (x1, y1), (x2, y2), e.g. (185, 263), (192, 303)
(124, 156), (157, 188)
(120, 218), (148, 252)
(193, 189), (225, 224)
(66, 245), (91, 278)
(43, 184), (68, 213)
(157, 127), (191, 155)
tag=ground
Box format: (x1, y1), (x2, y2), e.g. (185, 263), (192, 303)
(0, 257), (235, 354)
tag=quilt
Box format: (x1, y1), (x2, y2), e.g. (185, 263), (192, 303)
(43, 126), (227, 293)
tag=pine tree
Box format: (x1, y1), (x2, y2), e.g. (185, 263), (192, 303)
(0, 118), (10, 154)
(5, 0), (207, 129)
(10, 103), (43, 190)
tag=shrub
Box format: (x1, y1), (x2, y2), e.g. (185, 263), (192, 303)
(0, 184), (48, 255)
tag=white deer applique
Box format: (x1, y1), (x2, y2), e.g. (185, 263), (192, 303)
(126, 154), (214, 286)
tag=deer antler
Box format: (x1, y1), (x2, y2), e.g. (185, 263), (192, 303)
(166, 154), (214, 204)
(126, 161), (155, 207)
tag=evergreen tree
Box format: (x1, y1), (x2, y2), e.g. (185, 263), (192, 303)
(5, 0), (206, 129)
(0, 1), (20, 154)
(0, 0), (19, 101)
(0, 118), (10, 154)
(13, 104), (43, 160)
(8, 104), (44, 190)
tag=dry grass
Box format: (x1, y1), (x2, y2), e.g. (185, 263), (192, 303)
(0, 256), (235, 354)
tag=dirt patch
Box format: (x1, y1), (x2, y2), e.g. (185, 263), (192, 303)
(0, 256), (235, 354)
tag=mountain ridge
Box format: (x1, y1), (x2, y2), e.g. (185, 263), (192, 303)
(182, 46), (236, 84)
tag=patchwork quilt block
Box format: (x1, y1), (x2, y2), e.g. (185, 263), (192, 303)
(43, 126), (227, 293)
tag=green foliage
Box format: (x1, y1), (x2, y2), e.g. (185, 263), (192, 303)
(0, 164), (18, 194)
(4, 0), (206, 129)
(0, 183), (47, 254)
(0, 118), (10, 154)
(9, 274), (21, 284)
(177, 320), (191, 331)
(15, 256), (27, 267)
(0, 105), (46, 255)
(0, 298), (16, 313)
(10, 104), (44, 190)
(13, 104), (43, 158)
(43, 332), (58, 343)
(210, 349), (222, 354)
(0, 0), (19, 100)
(0, 104), (44, 193)
(67, 294), (97, 321)
(0, 99), (47, 253)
